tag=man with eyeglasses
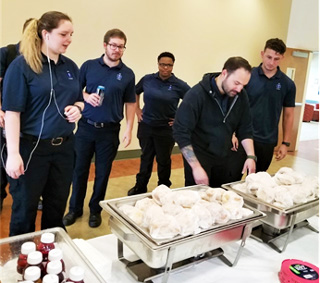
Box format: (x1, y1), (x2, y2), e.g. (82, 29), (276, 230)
(173, 57), (256, 187)
(63, 28), (135, 228)
(128, 52), (190, 195)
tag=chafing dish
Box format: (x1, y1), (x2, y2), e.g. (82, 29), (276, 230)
(222, 181), (319, 253)
(0, 227), (106, 283)
(100, 185), (265, 283)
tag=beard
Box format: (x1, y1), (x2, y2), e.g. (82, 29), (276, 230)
(106, 51), (121, 62)
(221, 80), (238, 97)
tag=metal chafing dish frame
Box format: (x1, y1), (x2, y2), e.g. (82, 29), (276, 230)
(100, 185), (265, 283)
(222, 181), (319, 253)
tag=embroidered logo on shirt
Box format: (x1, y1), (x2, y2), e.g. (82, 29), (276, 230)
(168, 85), (172, 91)
(276, 83), (281, 90)
(117, 73), (122, 81)
(66, 70), (73, 80)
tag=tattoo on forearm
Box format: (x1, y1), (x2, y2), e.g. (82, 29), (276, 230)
(181, 145), (198, 164)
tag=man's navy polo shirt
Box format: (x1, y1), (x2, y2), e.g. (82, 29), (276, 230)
(80, 55), (135, 123)
(246, 64), (296, 144)
(137, 72), (190, 127)
(2, 54), (82, 138)
(0, 42), (20, 78)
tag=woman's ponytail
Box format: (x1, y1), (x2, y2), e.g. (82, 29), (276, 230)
(20, 19), (42, 74)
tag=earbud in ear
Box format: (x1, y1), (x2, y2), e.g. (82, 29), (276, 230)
(46, 34), (49, 40)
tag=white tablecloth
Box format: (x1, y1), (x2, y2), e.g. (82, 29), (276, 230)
(86, 216), (319, 283)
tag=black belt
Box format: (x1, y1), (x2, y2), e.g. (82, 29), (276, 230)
(83, 118), (117, 128)
(20, 133), (71, 146)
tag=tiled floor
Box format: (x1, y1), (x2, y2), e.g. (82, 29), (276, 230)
(0, 124), (319, 240)
(300, 121), (319, 141)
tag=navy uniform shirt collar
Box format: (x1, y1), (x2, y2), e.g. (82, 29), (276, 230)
(41, 52), (65, 65)
(154, 72), (176, 82)
(98, 54), (123, 69)
(258, 63), (281, 79)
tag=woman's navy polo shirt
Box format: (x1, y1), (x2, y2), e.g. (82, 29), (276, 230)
(80, 55), (135, 123)
(246, 64), (296, 144)
(137, 73), (190, 127)
(2, 54), (82, 139)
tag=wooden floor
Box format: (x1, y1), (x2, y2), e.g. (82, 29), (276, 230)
(0, 137), (318, 240)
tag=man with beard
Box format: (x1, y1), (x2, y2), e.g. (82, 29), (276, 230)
(173, 57), (256, 187)
(63, 29), (135, 228)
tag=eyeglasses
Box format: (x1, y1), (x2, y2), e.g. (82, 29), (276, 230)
(108, 43), (126, 51)
(158, 63), (174, 68)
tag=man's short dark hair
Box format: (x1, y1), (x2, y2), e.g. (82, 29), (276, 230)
(222, 57), (252, 74)
(264, 38), (286, 54)
(104, 28), (127, 45)
(158, 52), (175, 63)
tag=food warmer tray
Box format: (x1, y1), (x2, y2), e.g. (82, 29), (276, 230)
(222, 181), (319, 253)
(0, 227), (106, 283)
(100, 185), (265, 283)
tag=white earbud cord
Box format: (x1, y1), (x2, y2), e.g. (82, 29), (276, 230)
(0, 92), (52, 173)
(23, 89), (53, 172)
(24, 44), (57, 172)
(1, 143), (6, 172)
(47, 44), (67, 121)
(1, 43), (67, 174)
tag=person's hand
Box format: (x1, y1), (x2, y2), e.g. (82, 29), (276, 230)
(192, 165), (209, 185)
(136, 108), (143, 122)
(85, 93), (101, 107)
(231, 134), (239, 151)
(241, 158), (256, 175)
(64, 105), (82, 123)
(168, 118), (174, 127)
(6, 153), (24, 179)
(122, 128), (132, 148)
(276, 144), (288, 161)
(0, 110), (5, 128)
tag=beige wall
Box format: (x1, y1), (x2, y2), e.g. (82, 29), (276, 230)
(0, 0), (292, 151)
(287, 0), (319, 51)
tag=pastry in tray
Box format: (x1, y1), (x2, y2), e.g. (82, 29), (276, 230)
(231, 167), (319, 209)
(119, 185), (253, 240)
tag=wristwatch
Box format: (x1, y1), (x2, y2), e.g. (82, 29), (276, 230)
(282, 141), (291, 147)
(247, 155), (257, 162)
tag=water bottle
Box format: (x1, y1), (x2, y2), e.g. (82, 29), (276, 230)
(96, 86), (105, 106)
